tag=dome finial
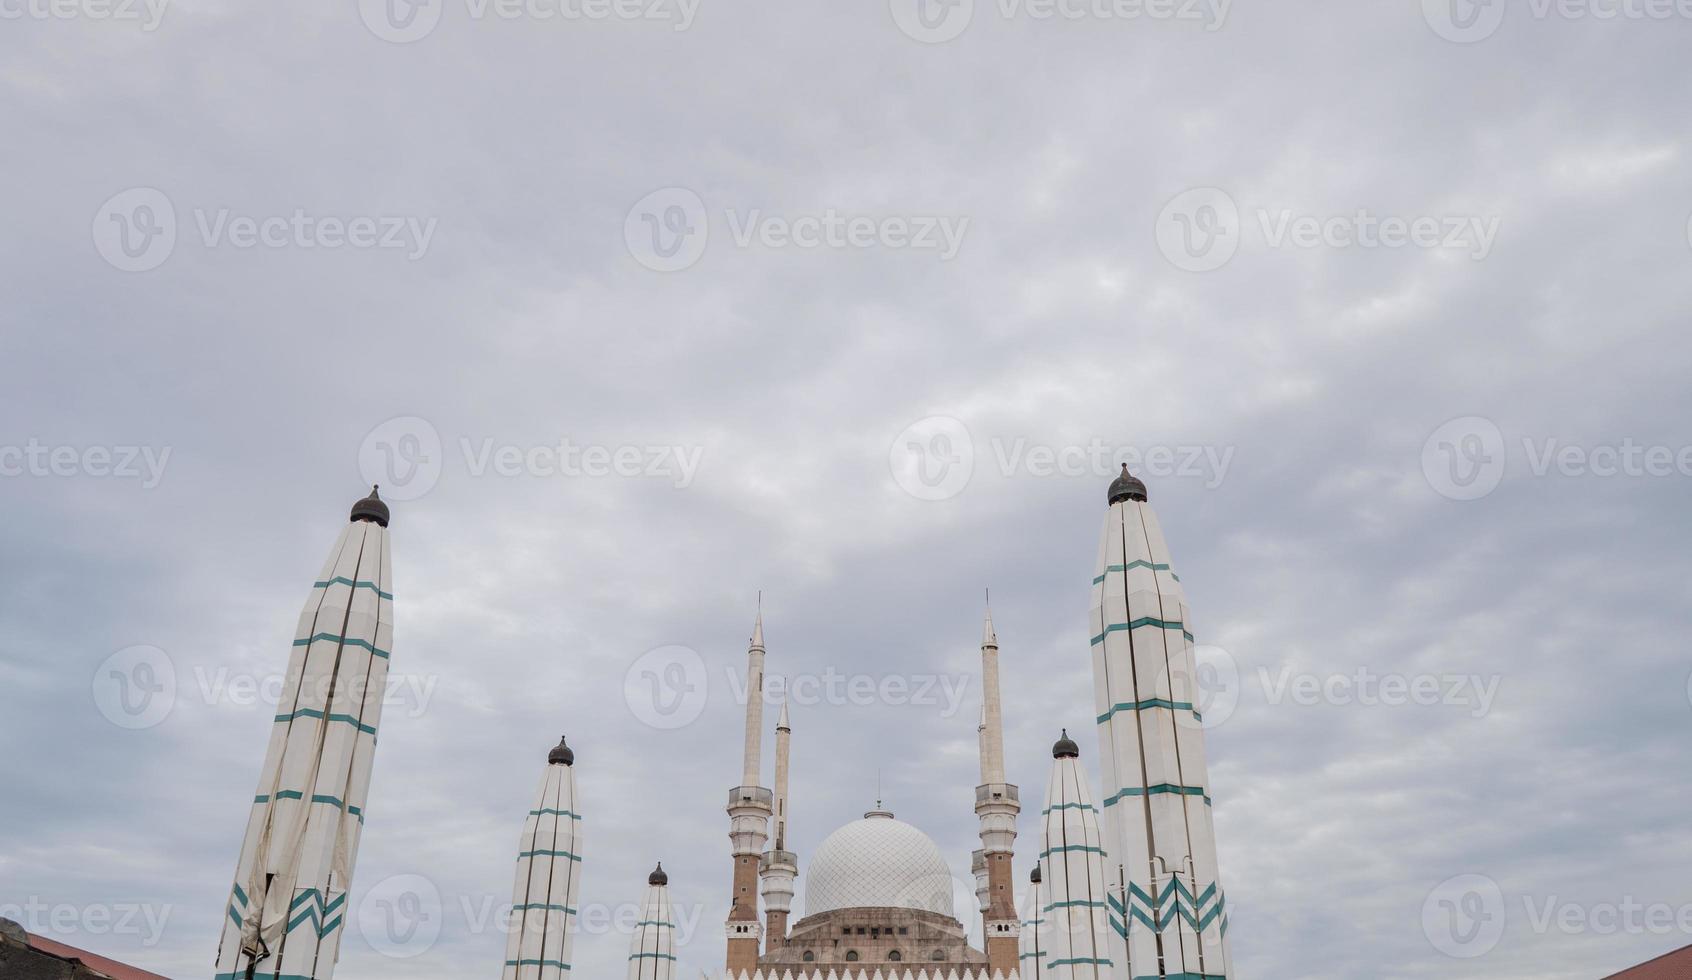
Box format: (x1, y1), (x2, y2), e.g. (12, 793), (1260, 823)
(1031, 865), (1042, 883)
(1107, 463), (1148, 505)
(548, 735), (575, 766)
(350, 484), (391, 526)
(649, 862), (669, 886)
(1053, 729), (1080, 759)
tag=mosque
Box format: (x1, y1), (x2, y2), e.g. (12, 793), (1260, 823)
(211, 466), (1237, 980)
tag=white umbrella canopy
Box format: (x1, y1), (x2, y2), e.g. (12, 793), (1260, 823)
(1038, 733), (1111, 980)
(502, 737), (583, 980)
(214, 487), (395, 980)
(1089, 467), (1233, 979)
(627, 864), (676, 980)
(1020, 865), (1045, 979)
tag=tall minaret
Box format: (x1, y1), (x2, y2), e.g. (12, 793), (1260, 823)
(1091, 465), (1234, 979)
(214, 487), (394, 980)
(1039, 731), (1112, 980)
(759, 698), (797, 947)
(1020, 865), (1046, 978)
(628, 864), (676, 980)
(502, 737), (584, 980)
(725, 609), (772, 974)
(975, 600), (1022, 976)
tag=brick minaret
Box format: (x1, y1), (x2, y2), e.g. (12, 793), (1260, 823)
(726, 611), (772, 974)
(759, 698), (797, 948)
(976, 602), (1022, 976)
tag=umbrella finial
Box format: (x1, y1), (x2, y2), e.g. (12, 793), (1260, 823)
(351, 485), (391, 527)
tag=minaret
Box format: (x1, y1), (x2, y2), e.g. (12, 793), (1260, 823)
(502, 737), (584, 980)
(1091, 465), (1234, 979)
(1020, 865), (1046, 978)
(214, 487), (394, 980)
(1039, 731), (1111, 980)
(725, 610), (772, 974)
(759, 698), (797, 948)
(628, 864), (676, 980)
(975, 601), (1022, 976)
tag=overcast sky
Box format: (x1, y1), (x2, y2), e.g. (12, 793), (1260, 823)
(3, 1), (1691, 978)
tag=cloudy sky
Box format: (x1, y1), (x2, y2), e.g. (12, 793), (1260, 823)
(3, 0), (1691, 977)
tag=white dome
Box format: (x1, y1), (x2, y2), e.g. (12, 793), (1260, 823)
(804, 811), (956, 918)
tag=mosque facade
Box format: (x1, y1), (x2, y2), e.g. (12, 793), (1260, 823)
(212, 467), (1235, 980)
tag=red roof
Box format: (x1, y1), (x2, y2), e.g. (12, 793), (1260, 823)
(26, 932), (173, 980)
(1606, 942), (1692, 979)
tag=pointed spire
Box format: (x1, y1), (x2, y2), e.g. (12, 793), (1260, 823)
(982, 591), (998, 648)
(777, 696), (790, 732)
(752, 592), (765, 649)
